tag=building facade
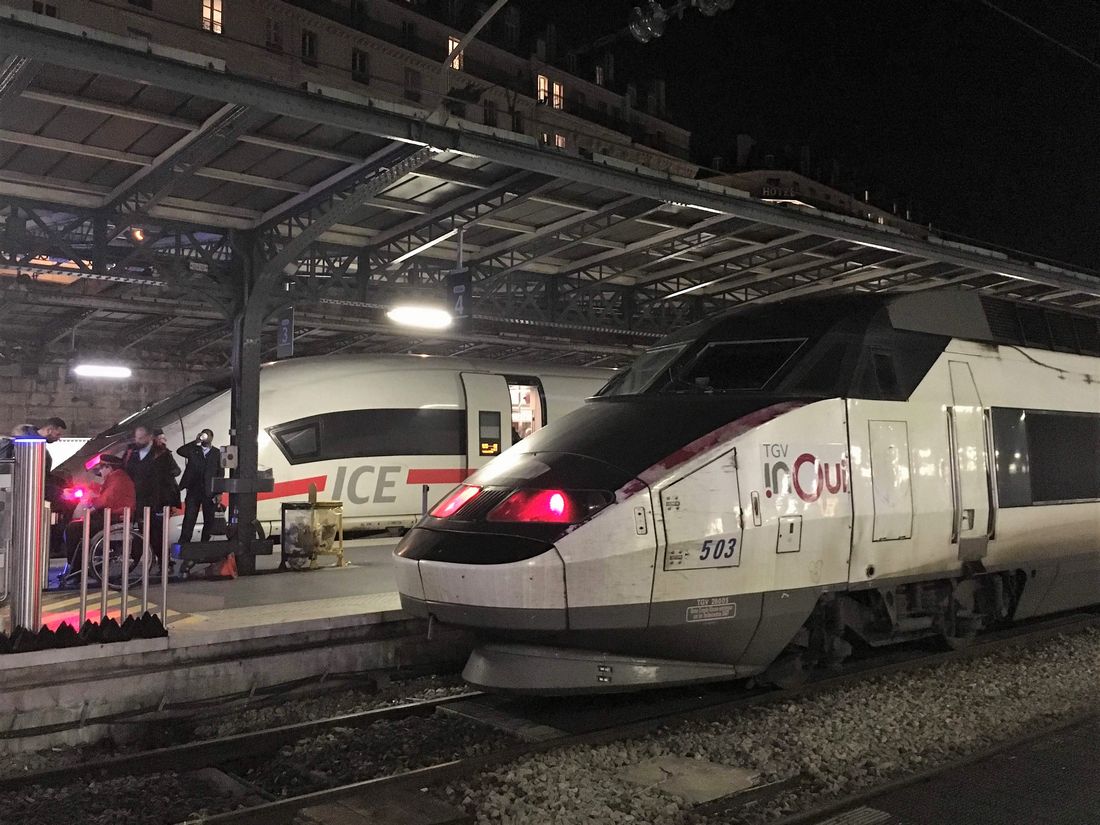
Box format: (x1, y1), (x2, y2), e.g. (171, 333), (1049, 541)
(22, 0), (693, 174)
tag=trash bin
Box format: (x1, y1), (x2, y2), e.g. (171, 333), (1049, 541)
(280, 499), (344, 571)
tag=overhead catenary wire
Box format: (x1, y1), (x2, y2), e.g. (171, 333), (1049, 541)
(978, 0), (1100, 74)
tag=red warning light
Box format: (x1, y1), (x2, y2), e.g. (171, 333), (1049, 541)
(430, 485), (481, 518)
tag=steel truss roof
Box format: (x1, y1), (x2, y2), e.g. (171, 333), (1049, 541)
(0, 14), (1098, 370)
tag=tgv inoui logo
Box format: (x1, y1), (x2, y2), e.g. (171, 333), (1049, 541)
(762, 443), (848, 502)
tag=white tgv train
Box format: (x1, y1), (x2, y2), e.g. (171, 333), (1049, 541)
(60, 355), (610, 537)
(395, 291), (1100, 693)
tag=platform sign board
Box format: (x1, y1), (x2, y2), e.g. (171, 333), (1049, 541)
(447, 269), (471, 320)
(276, 306), (295, 359)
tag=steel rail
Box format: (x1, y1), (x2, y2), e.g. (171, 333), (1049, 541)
(191, 611), (1100, 825)
(0, 692), (483, 792)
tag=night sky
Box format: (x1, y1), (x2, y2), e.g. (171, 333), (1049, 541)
(523, 1), (1100, 271)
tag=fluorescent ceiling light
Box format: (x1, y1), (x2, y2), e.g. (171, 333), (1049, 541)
(854, 240), (900, 253)
(386, 305), (453, 330)
(74, 364), (132, 379)
(390, 229), (458, 265)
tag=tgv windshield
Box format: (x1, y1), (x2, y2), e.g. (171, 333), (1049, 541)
(597, 344), (687, 396)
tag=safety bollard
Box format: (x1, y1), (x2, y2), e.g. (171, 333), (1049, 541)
(120, 507), (132, 622)
(160, 506), (169, 627)
(421, 484), (429, 518)
(10, 437), (46, 632)
(100, 508), (111, 624)
(141, 507), (151, 615)
(40, 502), (51, 592)
(78, 517), (91, 627)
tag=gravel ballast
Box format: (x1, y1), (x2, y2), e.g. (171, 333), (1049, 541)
(0, 771), (233, 825)
(238, 711), (515, 797)
(0, 674), (465, 780)
(444, 627), (1100, 825)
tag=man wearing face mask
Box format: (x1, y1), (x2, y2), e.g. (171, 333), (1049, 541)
(176, 429), (222, 544)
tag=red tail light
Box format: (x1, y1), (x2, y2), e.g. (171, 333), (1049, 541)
(486, 489), (610, 524)
(430, 485), (481, 518)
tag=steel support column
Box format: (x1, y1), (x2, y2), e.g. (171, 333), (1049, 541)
(227, 231), (264, 575)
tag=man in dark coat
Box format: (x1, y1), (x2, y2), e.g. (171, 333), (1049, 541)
(176, 428), (222, 543)
(123, 426), (178, 514)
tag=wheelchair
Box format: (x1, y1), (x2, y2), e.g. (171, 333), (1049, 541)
(64, 513), (167, 589)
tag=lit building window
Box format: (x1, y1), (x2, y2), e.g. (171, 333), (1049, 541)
(540, 132), (550, 145)
(202, 0), (222, 34)
(554, 133), (566, 149)
(552, 81), (564, 110)
(448, 35), (463, 70)
(595, 65), (605, 86)
(352, 48), (370, 82)
(536, 74), (549, 104)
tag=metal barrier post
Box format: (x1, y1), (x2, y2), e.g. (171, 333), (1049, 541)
(99, 507), (110, 623)
(78, 517), (91, 626)
(141, 507), (151, 614)
(40, 502), (51, 592)
(160, 506), (169, 626)
(10, 437), (46, 632)
(421, 484), (429, 518)
(120, 507), (131, 622)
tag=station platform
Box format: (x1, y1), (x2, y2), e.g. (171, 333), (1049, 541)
(813, 714), (1100, 825)
(0, 538), (472, 753)
(39, 536), (405, 633)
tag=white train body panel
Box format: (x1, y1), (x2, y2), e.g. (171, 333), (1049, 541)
(60, 354), (609, 537)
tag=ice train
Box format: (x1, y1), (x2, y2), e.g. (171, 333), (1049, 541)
(394, 291), (1100, 692)
(59, 355), (609, 537)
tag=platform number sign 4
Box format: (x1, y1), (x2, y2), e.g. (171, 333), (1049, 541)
(448, 269), (471, 319)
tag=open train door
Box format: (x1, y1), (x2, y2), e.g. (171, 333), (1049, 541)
(947, 361), (992, 563)
(460, 373), (513, 475)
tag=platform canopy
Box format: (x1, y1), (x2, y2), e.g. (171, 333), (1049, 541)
(1, 14), (1099, 371)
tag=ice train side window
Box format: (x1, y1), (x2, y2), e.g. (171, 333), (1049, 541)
(505, 376), (545, 442)
(269, 409), (465, 464)
(272, 422), (321, 461)
(680, 338), (806, 392)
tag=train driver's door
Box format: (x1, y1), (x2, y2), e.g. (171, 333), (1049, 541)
(460, 373), (513, 474)
(947, 361), (991, 562)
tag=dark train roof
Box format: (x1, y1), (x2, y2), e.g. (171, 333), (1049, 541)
(668, 290), (1100, 358)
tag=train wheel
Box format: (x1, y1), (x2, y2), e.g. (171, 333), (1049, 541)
(763, 651), (808, 689)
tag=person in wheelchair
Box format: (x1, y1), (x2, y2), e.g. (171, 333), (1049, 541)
(61, 454), (136, 582)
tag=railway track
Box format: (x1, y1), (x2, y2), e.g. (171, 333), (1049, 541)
(185, 611), (1100, 825)
(3, 610), (1095, 825)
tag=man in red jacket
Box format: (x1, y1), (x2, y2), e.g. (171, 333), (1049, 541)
(62, 454), (136, 580)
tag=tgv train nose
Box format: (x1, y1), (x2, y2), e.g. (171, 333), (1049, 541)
(393, 449), (646, 632)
